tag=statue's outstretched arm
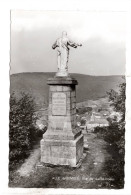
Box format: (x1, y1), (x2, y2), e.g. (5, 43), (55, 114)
(52, 41), (58, 49)
(68, 40), (82, 48)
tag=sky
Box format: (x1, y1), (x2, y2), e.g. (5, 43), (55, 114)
(10, 10), (126, 75)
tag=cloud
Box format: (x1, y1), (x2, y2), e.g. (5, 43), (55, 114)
(11, 10), (126, 42)
(10, 10), (126, 75)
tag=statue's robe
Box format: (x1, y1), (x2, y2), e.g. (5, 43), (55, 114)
(52, 37), (78, 73)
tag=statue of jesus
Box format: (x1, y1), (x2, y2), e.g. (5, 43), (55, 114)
(52, 31), (82, 76)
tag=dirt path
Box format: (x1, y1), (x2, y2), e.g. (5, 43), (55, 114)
(17, 148), (40, 177)
(9, 132), (113, 188)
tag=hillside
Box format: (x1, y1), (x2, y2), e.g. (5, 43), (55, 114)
(10, 72), (123, 109)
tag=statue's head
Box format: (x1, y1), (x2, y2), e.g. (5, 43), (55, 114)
(62, 31), (67, 37)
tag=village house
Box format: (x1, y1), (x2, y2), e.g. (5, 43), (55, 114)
(86, 118), (109, 132)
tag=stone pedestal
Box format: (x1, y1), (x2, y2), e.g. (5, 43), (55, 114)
(41, 76), (83, 167)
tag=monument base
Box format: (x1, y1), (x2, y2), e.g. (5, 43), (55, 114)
(40, 76), (84, 167)
(41, 133), (83, 167)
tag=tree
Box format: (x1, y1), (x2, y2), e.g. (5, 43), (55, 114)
(9, 92), (37, 170)
(106, 80), (125, 188)
(107, 81), (125, 154)
(107, 82), (125, 122)
(94, 80), (126, 188)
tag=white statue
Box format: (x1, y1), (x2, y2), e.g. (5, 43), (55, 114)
(52, 31), (82, 76)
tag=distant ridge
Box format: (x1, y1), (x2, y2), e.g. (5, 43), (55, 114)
(10, 72), (123, 109)
(10, 72), (124, 77)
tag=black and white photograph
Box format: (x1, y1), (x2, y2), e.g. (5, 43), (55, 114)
(0, 1), (131, 194)
(9, 9), (126, 189)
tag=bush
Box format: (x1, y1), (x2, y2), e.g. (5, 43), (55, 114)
(9, 92), (38, 170)
(80, 118), (86, 126)
(94, 126), (107, 134)
(77, 107), (92, 115)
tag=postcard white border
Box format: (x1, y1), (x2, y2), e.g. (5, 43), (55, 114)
(0, 0), (131, 195)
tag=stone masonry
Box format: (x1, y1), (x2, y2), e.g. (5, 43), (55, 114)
(41, 76), (83, 167)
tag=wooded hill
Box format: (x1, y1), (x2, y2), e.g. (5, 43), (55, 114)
(10, 72), (123, 110)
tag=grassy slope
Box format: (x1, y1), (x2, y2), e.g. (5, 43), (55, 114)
(10, 72), (123, 108)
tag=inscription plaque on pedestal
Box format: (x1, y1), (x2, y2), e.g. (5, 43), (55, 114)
(52, 92), (66, 116)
